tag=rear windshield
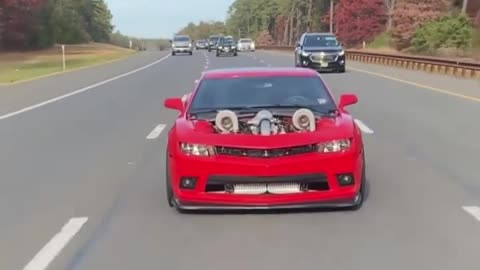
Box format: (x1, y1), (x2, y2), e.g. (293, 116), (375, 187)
(189, 76), (336, 113)
(174, 36), (190, 42)
(303, 35), (339, 47)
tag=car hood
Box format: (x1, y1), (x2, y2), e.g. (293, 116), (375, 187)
(174, 114), (356, 148)
(303, 46), (342, 53)
(174, 41), (190, 46)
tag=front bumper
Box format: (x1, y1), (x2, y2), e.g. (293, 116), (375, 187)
(217, 47), (237, 54)
(169, 150), (363, 209)
(299, 54), (346, 72)
(172, 47), (192, 53)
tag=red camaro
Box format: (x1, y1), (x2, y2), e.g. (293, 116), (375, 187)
(164, 67), (365, 212)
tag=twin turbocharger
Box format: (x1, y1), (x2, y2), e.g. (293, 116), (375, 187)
(214, 109), (316, 135)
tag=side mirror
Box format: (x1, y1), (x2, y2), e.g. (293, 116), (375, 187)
(338, 94), (358, 110)
(164, 97), (184, 111)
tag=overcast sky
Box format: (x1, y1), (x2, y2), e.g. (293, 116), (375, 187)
(105, 0), (235, 39)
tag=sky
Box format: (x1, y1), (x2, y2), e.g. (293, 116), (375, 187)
(106, 0), (236, 39)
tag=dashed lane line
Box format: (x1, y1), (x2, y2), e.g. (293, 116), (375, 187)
(146, 124), (167, 140)
(23, 217), (88, 270)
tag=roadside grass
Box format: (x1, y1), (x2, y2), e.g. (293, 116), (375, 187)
(0, 43), (136, 84)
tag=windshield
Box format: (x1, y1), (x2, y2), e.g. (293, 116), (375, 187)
(303, 35), (339, 47)
(174, 36), (190, 42)
(209, 36), (220, 42)
(189, 76), (336, 113)
(221, 38), (235, 45)
(240, 39), (253, 43)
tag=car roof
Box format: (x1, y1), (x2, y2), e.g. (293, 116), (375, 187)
(202, 67), (319, 79)
(174, 35), (190, 38)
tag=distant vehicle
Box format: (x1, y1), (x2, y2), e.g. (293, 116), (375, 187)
(208, 35), (222, 52)
(294, 33), (345, 73)
(216, 36), (238, 57)
(171, 35), (193, 56)
(163, 67), (365, 212)
(195, 40), (208, 50)
(238, 38), (255, 52)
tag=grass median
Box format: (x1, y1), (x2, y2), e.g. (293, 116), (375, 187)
(0, 43), (136, 84)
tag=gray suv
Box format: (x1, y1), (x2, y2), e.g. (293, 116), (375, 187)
(171, 35), (193, 56)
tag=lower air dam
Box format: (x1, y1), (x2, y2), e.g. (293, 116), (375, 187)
(223, 183), (303, 194)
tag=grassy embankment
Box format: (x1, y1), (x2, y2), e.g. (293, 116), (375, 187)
(367, 31), (480, 61)
(0, 43), (136, 84)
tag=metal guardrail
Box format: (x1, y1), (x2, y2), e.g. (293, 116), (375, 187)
(257, 45), (480, 79)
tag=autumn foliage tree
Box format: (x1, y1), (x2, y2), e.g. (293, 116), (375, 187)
(391, 0), (450, 50)
(324, 0), (387, 47)
(256, 30), (275, 45)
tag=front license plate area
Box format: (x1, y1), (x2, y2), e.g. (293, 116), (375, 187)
(320, 62), (328, 67)
(229, 183), (302, 194)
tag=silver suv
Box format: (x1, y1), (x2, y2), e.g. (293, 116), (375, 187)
(171, 35), (193, 56)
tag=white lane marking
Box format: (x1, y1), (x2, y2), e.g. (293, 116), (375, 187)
(146, 124), (166, 140)
(23, 217), (88, 270)
(463, 206), (480, 222)
(354, 119), (374, 134)
(0, 54), (170, 121)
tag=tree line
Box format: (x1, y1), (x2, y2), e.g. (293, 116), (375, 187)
(0, 0), (157, 51)
(178, 0), (480, 55)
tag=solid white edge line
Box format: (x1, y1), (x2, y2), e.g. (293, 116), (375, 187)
(0, 54), (170, 121)
(462, 206), (480, 222)
(146, 124), (166, 140)
(23, 217), (88, 270)
(354, 119), (374, 134)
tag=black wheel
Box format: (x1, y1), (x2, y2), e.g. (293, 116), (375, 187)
(171, 52), (176, 56)
(208, 48), (211, 52)
(339, 67), (346, 73)
(216, 52), (220, 57)
(189, 51), (193, 55)
(234, 52), (238, 56)
(165, 153), (174, 207)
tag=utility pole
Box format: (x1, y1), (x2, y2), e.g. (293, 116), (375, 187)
(462, 0), (468, 14)
(329, 0), (334, 33)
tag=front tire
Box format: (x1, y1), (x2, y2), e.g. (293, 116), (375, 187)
(339, 67), (346, 73)
(189, 51), (193, 55)
(171, 52), (176, 56)
(166, 153), (174, 207)
(216, 51), (220, 57)
(348, 152), (366, 211)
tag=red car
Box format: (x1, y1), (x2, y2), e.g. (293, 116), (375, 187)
(164, 67), (365, 212)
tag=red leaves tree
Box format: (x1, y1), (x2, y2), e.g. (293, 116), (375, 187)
(391, 0), (450, 50)
(324, 0), (387, 47)
(0, 0), (46, 50)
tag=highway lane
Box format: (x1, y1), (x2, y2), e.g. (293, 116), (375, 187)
(1, 49), (479, 270)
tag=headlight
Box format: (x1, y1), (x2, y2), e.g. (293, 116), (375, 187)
(189, 44), (192, 47)
(317, 139), (351, 153)
(180, 143), (215, 156)
(338, 50), (345, 56)
(172, 44), (175, 48)
(232, 46), (236, 49)
(218, 46), (223, 49)
(301, 51), (311, 57)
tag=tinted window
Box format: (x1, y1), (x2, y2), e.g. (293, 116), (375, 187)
(221, 38), (235, 45)
(303, 35), (339, 47)
(174, 36), (190, 42)
(240, 39), (253, 43)
(209, 36), (220, 42)
(189, 76), (336, 112)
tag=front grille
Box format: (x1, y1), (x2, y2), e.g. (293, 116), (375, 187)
(215, 144), (318, 158)
(310, 53), (338, 63)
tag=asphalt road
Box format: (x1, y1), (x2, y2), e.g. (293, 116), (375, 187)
(1, 49), (479, 270)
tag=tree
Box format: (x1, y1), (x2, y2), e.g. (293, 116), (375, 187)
(384, 0), (396, 31)
(391, 0), (450, 50)
(324, 0), (387, 47)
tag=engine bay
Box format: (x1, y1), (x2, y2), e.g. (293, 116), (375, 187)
(213, 109), (317, 135)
